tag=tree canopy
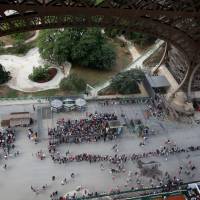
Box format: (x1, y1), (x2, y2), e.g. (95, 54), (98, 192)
(110, 69), (145, 94)
(104, 28), (156, 47)
(37, 28), (116, 70)
(0, 64), (11, 84)
(29, 64), (50, 82)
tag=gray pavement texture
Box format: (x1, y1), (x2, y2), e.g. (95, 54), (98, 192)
(0, 101), (200, 200)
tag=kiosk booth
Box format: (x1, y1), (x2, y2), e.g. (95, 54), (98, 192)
(1, 112), (31, 127)
(108, 120), (123, 136)
(10, 112), (31, 127)
(51, 99), (63, 112)
(63, 98), (76, 112)
(75, 98), (87, 111)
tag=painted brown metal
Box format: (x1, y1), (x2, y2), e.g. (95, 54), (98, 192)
(0, 0), (200, 92)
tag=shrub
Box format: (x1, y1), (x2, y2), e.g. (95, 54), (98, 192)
(0, 64), (11, 84)
(29, 64), (50, 82)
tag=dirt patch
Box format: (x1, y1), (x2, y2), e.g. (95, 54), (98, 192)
(137, 160), (162, 179)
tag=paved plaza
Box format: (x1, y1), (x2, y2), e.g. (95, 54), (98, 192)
(0, 101), (200, 200)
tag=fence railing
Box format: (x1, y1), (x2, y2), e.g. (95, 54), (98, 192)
(72, 180), (200, 200)
(0, 95), (152, 105)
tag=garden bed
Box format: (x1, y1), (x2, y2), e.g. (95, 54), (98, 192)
(34, 67), (57, 83)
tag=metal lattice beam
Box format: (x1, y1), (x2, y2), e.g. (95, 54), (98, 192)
(0, 0), (200, 92)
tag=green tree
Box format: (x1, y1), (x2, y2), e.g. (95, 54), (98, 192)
(60, 74), (86, 92)
(104, 28), (156, 47)
(0, 41), (5, 54)
(37, 29), (59, 62)
(110, 69), (145, 94)
(71, 29), (116, 69)
(13, 39), (28, 54)
(128, 32), (156, 47)
(11, 32), (27, 41)
(0, 64), (11, 84)
(37, 28), (116, 69)
(104, 28), (122, 38)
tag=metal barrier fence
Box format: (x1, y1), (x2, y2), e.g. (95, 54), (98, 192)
(0, 96), (48, 101)
(0, 96), (152, 105)
(72, 180), (200, 200)
(97, 97), (152, 105)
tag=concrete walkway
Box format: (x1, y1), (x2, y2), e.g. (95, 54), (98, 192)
(0, 102), (200, 200)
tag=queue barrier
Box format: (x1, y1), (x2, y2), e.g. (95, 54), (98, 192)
(0, 96), (152, 105)
(72, 180), (200, 200)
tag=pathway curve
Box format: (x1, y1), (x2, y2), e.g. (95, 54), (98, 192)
(0, 48), (71, 92)
(3, 30), (40, 49)
(90, 40), (164, 97)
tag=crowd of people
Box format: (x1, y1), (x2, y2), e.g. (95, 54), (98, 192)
(98, 98), (151, 106)
(0, 127), (15, 156)
(48, 112), (119, 148)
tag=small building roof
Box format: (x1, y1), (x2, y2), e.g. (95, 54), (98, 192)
(108, 120), (123, 129)
(10, 112), (31, 120)
(145, 74), (170, 88)
(1, 119), (10, 127)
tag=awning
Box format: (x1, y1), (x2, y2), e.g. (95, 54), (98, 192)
(10, 118), (30, 126)
(10, 112), (30, 119)
(63, 98), (75, 104)
(51, 99), (63, 109)
(145, 74), (170, 88)
(75, 98), (86, 107)
(108, 120), (123, 129)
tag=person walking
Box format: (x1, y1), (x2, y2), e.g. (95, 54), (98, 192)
(33, 105), (36, 111)
(52, 176), (56, 181)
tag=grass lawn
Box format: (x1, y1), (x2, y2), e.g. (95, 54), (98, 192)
(0, 85), (79, 98)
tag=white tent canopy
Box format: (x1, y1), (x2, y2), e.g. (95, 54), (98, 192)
(75, 98), (86, 107)
(51, 99), (63, 109)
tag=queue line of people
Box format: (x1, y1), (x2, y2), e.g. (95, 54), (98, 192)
(50, 143), (200, 165)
